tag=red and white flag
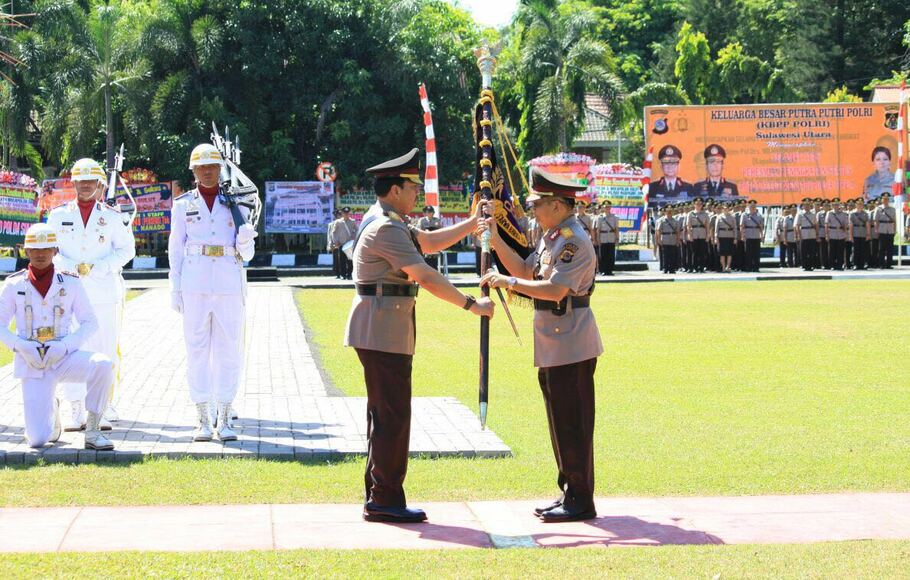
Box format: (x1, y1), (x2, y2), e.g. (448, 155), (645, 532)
(640, 146), (653, 230)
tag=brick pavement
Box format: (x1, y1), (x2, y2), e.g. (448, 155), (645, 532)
(0, 287), (510, 464)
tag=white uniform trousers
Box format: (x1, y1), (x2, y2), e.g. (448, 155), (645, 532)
(182, 292), (245, 405)
(61, 302), (123, 403)
(22, 351), (113, 446)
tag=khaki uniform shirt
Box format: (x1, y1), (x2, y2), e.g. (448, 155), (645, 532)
(714, 214), (738, 239)
(576, 214), (594, 241)
(795, 210), (817, 240)
(849, 210), (869, 238)
(825, 211), (849, 240)
(343, 201), (425, 355)
(784, 215), (797, 243)
(873, 206), (897, 235)
(675, 215), (688, 242)
(595, 213), (618, 244)
(526, 215), (603, 368)
(656, 216), (680, 244)
(740, 212), (764, 240)
(816, 210), (828, 239)
(686, 210), (709, 240)
(329, 218), (356, 248)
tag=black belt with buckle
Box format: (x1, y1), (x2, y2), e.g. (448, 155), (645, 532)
(533, 295), (590, 315)
(356, 283), (419, 297)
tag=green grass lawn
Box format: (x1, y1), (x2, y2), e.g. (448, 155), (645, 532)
(2, 542), (908, 579)
(1, 280), (908, 508)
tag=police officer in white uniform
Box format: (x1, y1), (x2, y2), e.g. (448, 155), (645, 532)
(0, 223), (115, 450)
(47, 158), (135, 430)
(168, 144), (257, 442)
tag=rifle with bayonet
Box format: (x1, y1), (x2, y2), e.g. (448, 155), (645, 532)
(210, 122), (262, 234)
(105, 143), (137, 227)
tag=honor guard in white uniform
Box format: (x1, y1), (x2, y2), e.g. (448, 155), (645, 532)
(46, 158), (135, 431)
(0, 224), (115, 449)
(168, 144), (257, 442)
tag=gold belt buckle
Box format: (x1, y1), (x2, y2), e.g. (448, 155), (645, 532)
(203, 245), (225, 257)
(77, 263), (93, 276)
(34, 327), (55, 342)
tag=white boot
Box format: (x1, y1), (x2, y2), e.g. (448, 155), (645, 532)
(84, 411), (114, 450)
(193, 402), (214, 442)
(63, 400), (86, 432)
(50, 399), (62, 444)
(216, 403), (237, 442)
(99, 416), (113, 431)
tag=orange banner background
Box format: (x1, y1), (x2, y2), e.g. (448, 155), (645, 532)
(644, 103), (907, 206)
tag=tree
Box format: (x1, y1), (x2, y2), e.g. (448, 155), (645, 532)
(507, 0), (624, 156)
(29, 0), (146, 169)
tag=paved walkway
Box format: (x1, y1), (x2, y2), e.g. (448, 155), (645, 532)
(0, 287), (510, 464)
(1, 492), (908, 552)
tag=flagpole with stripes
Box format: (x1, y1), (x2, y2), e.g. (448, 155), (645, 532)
(896, 80), (906, 267)
(418, 83), (440, 214)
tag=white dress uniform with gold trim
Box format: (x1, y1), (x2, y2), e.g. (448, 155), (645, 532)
(0, 224), (114, 450)
(168, 189), (255, 407)
(47, 199), (135, 410)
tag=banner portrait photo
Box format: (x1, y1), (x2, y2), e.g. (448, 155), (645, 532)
(644, 103), (908, 206)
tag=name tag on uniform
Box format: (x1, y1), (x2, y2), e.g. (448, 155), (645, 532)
(62, 221), (73, 226)
(186, 210), (199, 216)
(17, 291), (24, 295)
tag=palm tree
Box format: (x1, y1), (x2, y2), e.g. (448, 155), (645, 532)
(514, 0), (624, 154)
(30, 0), (146, 169)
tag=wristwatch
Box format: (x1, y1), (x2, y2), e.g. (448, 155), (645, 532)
(462, 294), (476, 310)
(507, 276), (517, 289)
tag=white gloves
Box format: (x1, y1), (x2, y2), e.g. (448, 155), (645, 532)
(43, 340), (67, 369)
(236, 224), (258, 245)
(14, 338), (46, 370)
(171, 291), (183, 314)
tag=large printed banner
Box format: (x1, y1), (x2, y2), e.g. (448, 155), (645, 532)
(264, 181), (334, 234)
(338, 184), (471, 223)
(38, 178), (75, 213)
(590, 165), (647, 231)
(530, 155), (646, 232)
(0, 173), (39, 245)
(116, 183), (173, 234)
(644, 103), (908, 206)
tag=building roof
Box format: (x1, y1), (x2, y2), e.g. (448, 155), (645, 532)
(870, 85), (906, 103)
(575, 94), (626, 147)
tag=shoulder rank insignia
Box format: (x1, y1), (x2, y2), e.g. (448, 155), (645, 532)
(548, 228), (560, 241)
(559, 243), (578, 263)
(560, 227), (573, 239)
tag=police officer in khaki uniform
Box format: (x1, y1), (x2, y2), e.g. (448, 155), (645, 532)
(849, 198), (870, 270)
(714, 202), (738, 272)
(655, 204), (681, 273)
(480, 168), (603, 523)
(575, 201), (594, 242)
(685, 197), (710, 272)
(825, 199), (849, 270)
(816, 199), (830, 269)
(344, 148), (494, 523)
(740, 200), (764, 272)
(417, 205), (442, 270)
(783, 205), (798, 267)
(594, 200), (618, 275)
(794, 198), (818, 271)
(873, 193), (897, 268)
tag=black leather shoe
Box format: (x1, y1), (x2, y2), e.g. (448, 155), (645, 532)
(538, 505), (596, 523)
(363, 503), (427, 523)
(533, 499), (562, 516)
